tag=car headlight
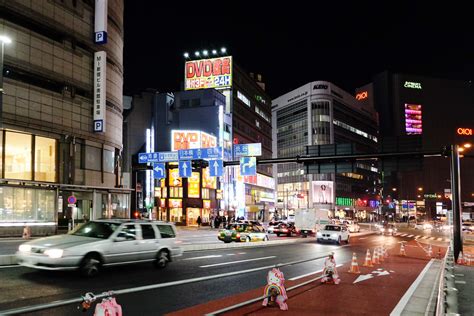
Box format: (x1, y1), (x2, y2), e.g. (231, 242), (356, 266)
(331, 233), (337, 238)
(19, 244), (32, 253)
(388, 228), (393, 232)
(317, 232), (322, 237)
(44, 249), (64, 259)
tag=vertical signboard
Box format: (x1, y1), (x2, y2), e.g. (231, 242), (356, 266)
(94, 0), (108, 44)
(93, 51), (106, 132)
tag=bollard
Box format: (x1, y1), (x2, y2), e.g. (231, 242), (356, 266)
(262, 268), (288, 310)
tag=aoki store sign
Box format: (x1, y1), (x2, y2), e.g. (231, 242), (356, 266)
(93, 51), (106, 132)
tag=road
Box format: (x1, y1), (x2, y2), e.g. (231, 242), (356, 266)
(0, 228), (447, 316)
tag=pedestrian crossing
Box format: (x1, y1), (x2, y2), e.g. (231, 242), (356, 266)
(391, 232), (449, 242)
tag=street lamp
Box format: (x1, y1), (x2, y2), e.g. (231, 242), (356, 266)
(0, 35), (12, 129)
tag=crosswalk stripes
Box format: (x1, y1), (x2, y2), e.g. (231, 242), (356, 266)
(422, 236), (429, 239)
(407, 234), (414, 237)
(392, 232), (449, 243)
(437, 237), (444, 241)
(401, 233), (408, 237)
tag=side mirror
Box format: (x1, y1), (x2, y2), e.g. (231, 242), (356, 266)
(114, 236), (127, 242)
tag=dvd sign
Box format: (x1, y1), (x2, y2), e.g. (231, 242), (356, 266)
(185, 56), (232, 90)
(457, 127), (473, 136)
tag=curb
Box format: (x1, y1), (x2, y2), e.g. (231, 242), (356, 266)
(0, 255), (17, 266)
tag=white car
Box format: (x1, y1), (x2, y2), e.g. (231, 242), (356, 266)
(316, 224), (350, 245)
(343, 220), (360, 233)
(415, 222), (433, 230)
(16, 219), (183, 277)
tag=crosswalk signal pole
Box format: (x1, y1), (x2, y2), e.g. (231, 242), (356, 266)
(450, 144), (462, 261)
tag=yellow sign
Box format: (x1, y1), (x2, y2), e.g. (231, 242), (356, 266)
(169, 169), (182, 187)
(202, 167), (217, 189)
(188, 172), (200, 198)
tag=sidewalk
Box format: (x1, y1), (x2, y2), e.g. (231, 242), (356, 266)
(167, 240), (446, 316)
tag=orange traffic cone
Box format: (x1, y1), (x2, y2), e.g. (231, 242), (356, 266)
(348, 252), (360, 274)
(363, 249), (373, 267)
(400, 243), (407, 256)
(379, 247), (385, 262)
(457, 252), (465, 265)
(372, 247), (380, 264)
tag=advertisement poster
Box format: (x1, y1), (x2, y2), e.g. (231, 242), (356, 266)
(185, 56), (232, 90)
(405, 104), (422, 134)
(312, 181), (334, 204)
(168, 169), (182, 187)
(202, 167), (217, 189)
(188, 172), (200, 198)
(171, 130), (217, 151)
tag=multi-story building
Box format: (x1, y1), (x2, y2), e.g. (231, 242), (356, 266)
(272, 81), (379, 221)
(358, 72), (474, 219)
(184, 55), (274, 221)
(0, 0), (129, 236)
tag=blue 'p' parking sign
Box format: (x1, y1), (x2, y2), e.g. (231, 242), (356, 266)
(95, 31), (107, 44)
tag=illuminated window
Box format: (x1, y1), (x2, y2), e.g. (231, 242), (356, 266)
(5, 132), (32, 180)
(35, 137), (56, 182)
(237, 91), (251, 107)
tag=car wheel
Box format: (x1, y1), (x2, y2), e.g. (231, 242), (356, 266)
(264, 236), (269, 241)
(154, 250), (169, 269)
(287, 232), (291, 237)
(337, 236), (342, 245)
(246, 236), (251, 242)
(80, 254), (101, 277)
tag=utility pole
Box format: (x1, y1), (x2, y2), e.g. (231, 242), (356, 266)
(450, 144), (462, 260)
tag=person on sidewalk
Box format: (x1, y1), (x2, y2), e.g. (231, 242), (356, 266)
(197, 216), (202, 228)
(321, 252), (340, 284)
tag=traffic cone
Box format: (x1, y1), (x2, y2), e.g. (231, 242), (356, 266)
(400, 243), (407, 256)
(372, 247), (380, 264)
(348, 252), (360, 273)
(427, 244), (433, 257)
(363, 249), (373, 267)
(457, 252), (465, 265)
(379, 247), (385, 262)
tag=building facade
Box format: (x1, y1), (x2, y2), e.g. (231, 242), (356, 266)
(358, 72), (474, 220)
(0, 0), (129, 236)
(272, 81), (379, 221)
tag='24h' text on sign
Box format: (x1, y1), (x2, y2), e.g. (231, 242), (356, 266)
(185, 56), (232, 90)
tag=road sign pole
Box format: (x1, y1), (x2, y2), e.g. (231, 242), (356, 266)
(450, 144), (462, 261)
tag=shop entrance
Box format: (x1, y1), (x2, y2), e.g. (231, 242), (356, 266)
(186, 207), (200, 226)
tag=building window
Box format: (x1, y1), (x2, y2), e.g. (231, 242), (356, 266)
(103, 149), (115, 173)
(255, 119), (261, 129)
(35, 137), (57, 182)
(85, 145), (101, 171)
(237, 91), (251, 107)
(0, 187), (55, 222)
(5, 132), (32, 180)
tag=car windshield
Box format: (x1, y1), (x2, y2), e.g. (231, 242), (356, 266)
(324, 225), (341, 231)
(69, 221), (120, 239)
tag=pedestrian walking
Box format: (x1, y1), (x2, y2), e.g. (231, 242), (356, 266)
(197, 216), (202, 228)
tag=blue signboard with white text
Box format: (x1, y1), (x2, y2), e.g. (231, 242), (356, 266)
(179, 160), (192, 178)
(240, 157), (257, 176)
(209, 159), (224, 177)
(138, 151), (178, 163)
(153, 163), (166, 179)
(234, 143), (262, 157)
(178, 147), (223, 160)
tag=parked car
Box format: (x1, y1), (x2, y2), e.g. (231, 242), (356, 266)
(16, 219), (183, 277)
(377, 223), (397, 235)
(274, 222), (297, 237)
(218, 223), (269, 243)
(316, 225), (350, 244)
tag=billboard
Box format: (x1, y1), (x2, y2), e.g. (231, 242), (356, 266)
(312, 181), (334, 204)
(171, 130), (217, 151)
(405, 104), (422, 135)
(188, 172), (200, 198)
(185, 56), (232, 90)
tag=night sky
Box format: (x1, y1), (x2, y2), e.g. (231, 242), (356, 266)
(123, 2), (474, 99)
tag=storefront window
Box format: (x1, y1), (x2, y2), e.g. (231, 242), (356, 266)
(85, 146), (101, 171)
(5, 132), (32, 180)
(0, 186), (55, 222)
(35, 136), (57, 182)
(111, 193), (129, 218)
(170, 208), (183, 222)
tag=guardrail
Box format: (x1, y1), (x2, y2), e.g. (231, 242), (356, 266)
(0, 254), (329, 315)
(435, 245), (459, 316)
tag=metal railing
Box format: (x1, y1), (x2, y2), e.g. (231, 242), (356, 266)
(435, 245), (459, 316)
(0, 254), (329, 315)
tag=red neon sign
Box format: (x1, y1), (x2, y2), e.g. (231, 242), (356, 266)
(457, 128), (473, 136)
(355, 91), (368, 100)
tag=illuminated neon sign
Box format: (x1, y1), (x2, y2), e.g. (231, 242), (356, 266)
(457, 127), (473, 136)
(185, 56), (232, 90)
(405, 104), (422, 134)
(355, 91), (368, 100)
(404, 81), (422, 89)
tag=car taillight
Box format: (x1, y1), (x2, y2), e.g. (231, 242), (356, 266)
(282, 229), (288, 232)
(236, 233), (240, 238)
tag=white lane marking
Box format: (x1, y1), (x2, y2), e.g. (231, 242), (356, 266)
(429, 237), (435, 240)
(226, 254), (235, 256)
(407, 234), (414, 238)
(0, 265), (20, 269)
(437, 238), (443, 241)
(199, 256), (276, 268)
(289, 264), (343, 281)
(455, 280), (466, 284)
(359, 237), (368, 240)
(390, 259), (435, 316)
(182, 255), (222, 261)
(400, 234), (408, 237)
(422, 236), (429, 240)
(238, 252), (246, 255)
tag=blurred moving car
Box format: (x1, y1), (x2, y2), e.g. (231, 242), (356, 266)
(274, 222), (297, 237)
(343, 220), (360, 233)
(462, 222), (474, 232)
(378, 223), (397, 235)
(415, 222), (433, 230)
(316, 224), (350, 244)
(16, 220), (183, 277)
(267, 220), (284, 234)
(218, 223), (269, 243)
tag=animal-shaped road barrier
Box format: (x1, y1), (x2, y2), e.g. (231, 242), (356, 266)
(262, 268), (288, 310)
